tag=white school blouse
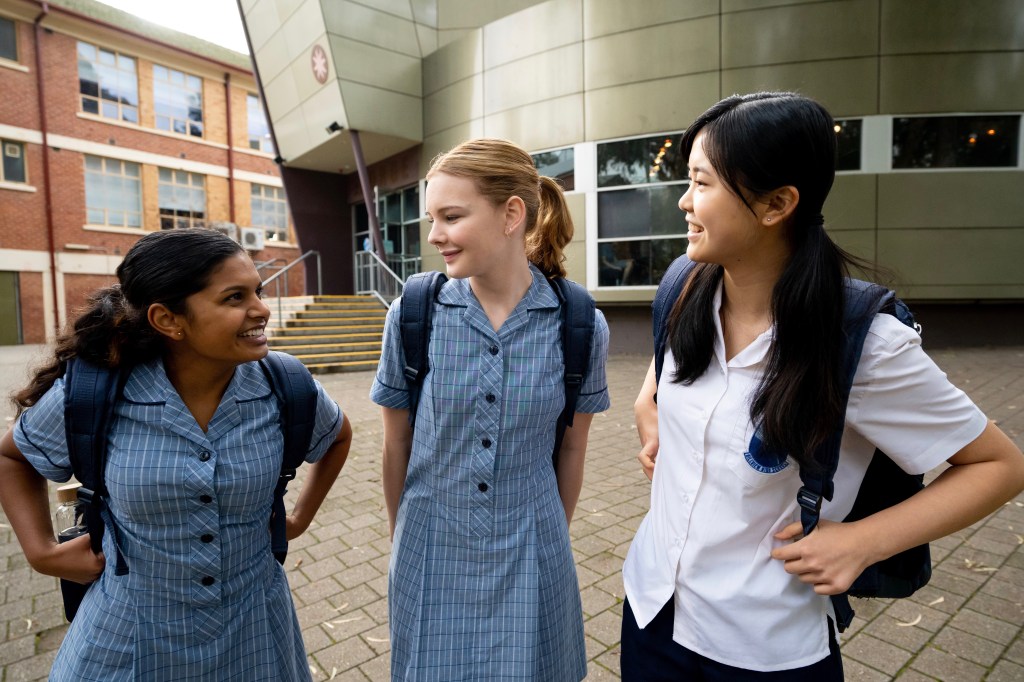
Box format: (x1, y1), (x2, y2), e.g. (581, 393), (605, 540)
(622, 286), (988, 672)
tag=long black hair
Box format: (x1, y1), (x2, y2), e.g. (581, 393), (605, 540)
(667, 92), (863, 470)
(14, 229), (245, 415)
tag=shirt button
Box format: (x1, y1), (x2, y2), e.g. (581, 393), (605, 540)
(482, 438), (492, 448)
(485, 393), (496, 403)
(488, 345), (499, 355)
(199, 494), (212, 504)
(198, 451), (211, 462)
(201, 576), (215, 586)
(478, 482), (489, 492)
(201, 533), (214, 543)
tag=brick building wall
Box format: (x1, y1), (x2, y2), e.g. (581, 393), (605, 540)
(0, 9), (307, 345)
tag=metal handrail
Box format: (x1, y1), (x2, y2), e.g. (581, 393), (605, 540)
(355, 250), (407, 306)
(262, 250), (322, 328)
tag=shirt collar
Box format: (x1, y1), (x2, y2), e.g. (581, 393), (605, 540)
(712, 280), (776, 369)
(436, 264), (560, 311)
(121, 357), (271, 404)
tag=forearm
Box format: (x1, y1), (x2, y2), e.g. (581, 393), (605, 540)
(634, 358), (658, 447)
(0, 432), (59, 566)
(380, 407), (413, 537)
(855, 422), (1024, 565)
(289, 416), (352, 533)
(556, 414), (593, 524)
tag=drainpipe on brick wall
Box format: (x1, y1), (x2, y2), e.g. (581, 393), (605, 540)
(225, 73), (236, 224)
(33, 2), (60, 337)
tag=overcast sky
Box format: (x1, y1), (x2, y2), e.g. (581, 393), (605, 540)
(97, 0), (250, 54)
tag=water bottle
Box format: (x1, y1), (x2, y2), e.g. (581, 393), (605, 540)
(55, 483), (90, 621)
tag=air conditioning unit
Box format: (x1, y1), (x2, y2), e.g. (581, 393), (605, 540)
(209, 221), (238, 242)
(240, 226), (265, 251)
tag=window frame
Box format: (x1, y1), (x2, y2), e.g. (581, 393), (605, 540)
(83, 155), (142, 228)
(246, 93), (273, 153)
(157, 167), (206, 230)
(250, 182), (289, 242)
(1, 140), (27, 184)
(77, 41), (139, 124)
(0, 15), (18, 63)
(152, 64), (204, 138)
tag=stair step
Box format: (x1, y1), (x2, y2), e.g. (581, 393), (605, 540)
(292, 310), (388, 320)
(290, 350), (381, 364)
(284, 316), (385, 328)
(269, 332), (382, 346)
(269, 341), (381, 354)
(269, 324), (385, 337)
(304, 361), (380, 374)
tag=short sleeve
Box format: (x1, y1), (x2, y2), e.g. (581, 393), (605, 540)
(575, 308), (611, 414)
(304, 378), (344, 464)
(846, 314), (988, 475)
(13, 377), (74, 482)
(370, 298), (410, 410)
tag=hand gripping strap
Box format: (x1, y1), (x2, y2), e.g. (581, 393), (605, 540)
(259, 351), (319, 565)
(550, 277), (595, 468)
(399, 272), (447, 428)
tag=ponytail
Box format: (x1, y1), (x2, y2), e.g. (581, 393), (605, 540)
(526, 176), (574, 278)
(12, 285), (162, 416)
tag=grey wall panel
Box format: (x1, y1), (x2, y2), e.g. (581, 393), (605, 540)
(421, 120), (485, 174)
(878, 228), (1024, 298)
(722, 58), (879, 116)
(424, 76), (483, 137)
(483, 94), (585, 151)
(825, 174), (877, 231)
(722, 0), (878, 69)
(584, 16), (720, 91)
(880, 53), (1024, 113)
(585, 72), (719, 141)
(328, 36), (422, 97)
(482, 0), (582, 69)
(423, 30), (482, 96)
(322, 0), (421, 58)
(436, 0), (548, 29)
(583, 0), (718, 39)
(340, 81), (424, 140)
(723, 0), (835, 11)
(881, 0), (1024, 54)
(827, 228), (876, 262)
(878, 172), (1024, 229)
(484, 44), (583, 115)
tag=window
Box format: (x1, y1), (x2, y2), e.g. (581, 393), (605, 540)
(834, 119), (862, 171)
(893, 115), (1021, 169)
(1, 141), (26, 183)
(250, 184), (288, 242)
(247, 94), (273, 152)
(532, 147), (574, 191)
(158, 168), (205, 229)
(84, 156), (141, 227)
(0, 17), (16, 62)
(596, 133), (687, 287)
(77, 42), (138, 123)
(153, 65), (203, 137)
(354, 184), (421, 280)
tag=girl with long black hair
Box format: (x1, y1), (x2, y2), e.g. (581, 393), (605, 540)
(622, 92), (1024, 679)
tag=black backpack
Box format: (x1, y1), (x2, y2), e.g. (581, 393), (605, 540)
(651, 255), (929, 632)
(399, 271), (594, 467)
(61, 350), (318, 620)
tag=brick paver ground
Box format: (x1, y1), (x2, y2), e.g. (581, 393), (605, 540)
(0, 344), (1022, 681)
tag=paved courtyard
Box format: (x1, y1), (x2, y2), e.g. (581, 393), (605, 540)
(0, 344), (1022, 681)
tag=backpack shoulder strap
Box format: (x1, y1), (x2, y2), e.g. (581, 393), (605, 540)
(259, 351), (319, 565)
(399, 271), (447, 427)
(549, 277), (595, 468)
(653, 255), (698, 388)
(63, 357), (129, 574)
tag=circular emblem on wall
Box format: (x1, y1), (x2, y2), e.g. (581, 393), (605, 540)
(310, 44), (329, 84)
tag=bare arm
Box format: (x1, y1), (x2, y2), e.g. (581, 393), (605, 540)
(287, 414), (353, 540)
(773, 420), (1024, 594)
(555, 413), (595, 525)
(0, 429), (104, 584)
(381, 406), (413, 539)
(634, 357), (659, 481)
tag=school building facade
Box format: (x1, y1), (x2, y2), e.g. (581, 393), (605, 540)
(0, 0), (305, 345)
(240, 0), (1024, 350)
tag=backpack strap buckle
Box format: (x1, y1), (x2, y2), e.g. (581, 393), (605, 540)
(797, 486), (823, 514)
(279, 468), (297, 482)
(77, 486), (95, 505)
(564, 371), (583, 388)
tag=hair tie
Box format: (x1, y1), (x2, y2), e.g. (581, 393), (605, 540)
(809, 213), (825, 228)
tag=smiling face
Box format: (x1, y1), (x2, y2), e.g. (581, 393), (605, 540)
(679, 132), (768, 267)
(171, 252), (270, 370)
(425, 171), (515, 280)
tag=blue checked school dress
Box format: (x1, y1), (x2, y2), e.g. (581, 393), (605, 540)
(371, 266), (610, 681)
(13, 358), (343, 681)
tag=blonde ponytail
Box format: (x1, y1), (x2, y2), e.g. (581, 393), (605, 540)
(526, 176), (574, 278)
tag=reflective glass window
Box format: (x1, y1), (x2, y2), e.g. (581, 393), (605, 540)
(834, 118), (862, 171)
(1, 140), (26, 183)
(0, 17), (16, 61)
(532, 148), (575, 191)
(158, 168), (205, 229)
(247, 94), (273, 152)
(598, 134), (684, 188)
(154, 64), (204, 137)
(77, 41), (138, 123)
(893, 115), (1020, 169)
(250, 184), (289, 242)
(84, 155), (142, 227)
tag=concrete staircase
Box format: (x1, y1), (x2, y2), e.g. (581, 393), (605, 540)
(265, 295), (387, 374)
